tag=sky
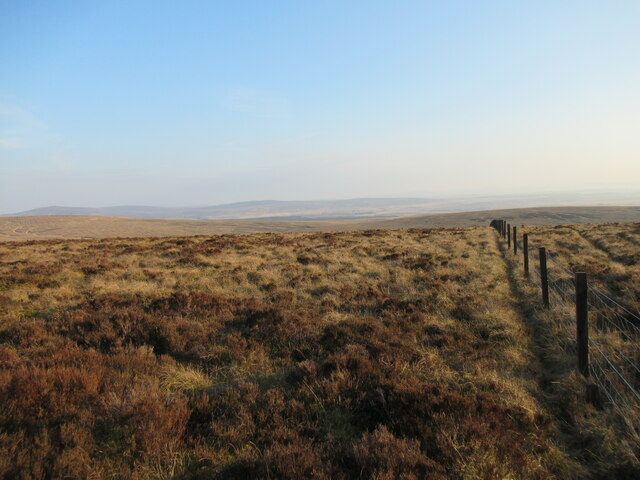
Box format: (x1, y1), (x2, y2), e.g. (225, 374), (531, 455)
(1, 1), (639, 212)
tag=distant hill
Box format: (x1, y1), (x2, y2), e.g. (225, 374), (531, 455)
(5, 191), (640, 221)
(1, 206), (638, 242)
(3, 198), (437, 220)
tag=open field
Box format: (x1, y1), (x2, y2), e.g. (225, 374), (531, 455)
(1, 224), (639, 478)
(0, 205), (639, 241)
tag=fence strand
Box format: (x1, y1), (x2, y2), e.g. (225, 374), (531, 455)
(492, 220), (640, 434)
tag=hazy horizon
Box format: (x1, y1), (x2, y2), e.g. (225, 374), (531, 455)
(4, 189), (640, 221)
(2, 2), (640, 212)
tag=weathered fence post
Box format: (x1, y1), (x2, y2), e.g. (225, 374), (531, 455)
(513, 226), (517, 255)
(523, 234), (529, 276)
(576, 272), (589, 377)
(507, 224), (511, 248)
(539, 247), (549, 307)
(575, 272), (599, 403)
(501, 220), (505, 238)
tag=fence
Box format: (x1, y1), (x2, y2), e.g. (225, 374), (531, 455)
(491, 219), (640, 438)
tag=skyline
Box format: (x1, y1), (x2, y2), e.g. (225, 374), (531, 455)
(4, 188), (640, 218)
(2, 1), (640, 212)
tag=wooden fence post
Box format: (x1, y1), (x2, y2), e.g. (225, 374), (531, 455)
(576, 272), (589, 377)
(523, 234), (529, 276)
(507, 224), (511, 248)
(539, 247), (549, 307)
(513, 226), (517, 255)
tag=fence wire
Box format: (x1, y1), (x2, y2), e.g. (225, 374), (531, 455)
(492, 221), (640, 435)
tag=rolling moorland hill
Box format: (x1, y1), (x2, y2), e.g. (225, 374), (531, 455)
(0, 223), (639, 478)
(2, 198), (438, 220)
(0, 205), (639, 241)
(5, 191), (640, 221)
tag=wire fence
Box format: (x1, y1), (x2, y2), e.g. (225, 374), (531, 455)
(491, 219), (640, 438)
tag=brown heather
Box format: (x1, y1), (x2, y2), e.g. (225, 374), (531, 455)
(0, 225), (638, 479)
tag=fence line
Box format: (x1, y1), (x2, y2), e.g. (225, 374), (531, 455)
(491, 219), (640, 437)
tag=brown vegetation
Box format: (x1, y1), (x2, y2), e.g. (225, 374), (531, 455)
(0, 225), (638, 478)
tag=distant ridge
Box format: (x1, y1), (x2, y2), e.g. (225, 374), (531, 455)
(2, 198), (438, 220)
(4, 191), (640, 221)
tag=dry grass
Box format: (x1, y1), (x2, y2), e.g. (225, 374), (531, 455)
(524, 222), (640, 314)
(0, 226), (638, 478)
(503, 222), (640, 478)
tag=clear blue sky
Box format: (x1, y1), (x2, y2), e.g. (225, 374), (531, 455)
(1, 1), (639, 212)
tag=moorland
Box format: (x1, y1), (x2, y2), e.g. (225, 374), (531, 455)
(1, 223), (639, 478)
(0, 205), (639, 241)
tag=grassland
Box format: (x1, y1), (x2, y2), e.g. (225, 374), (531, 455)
(1, 205), (638, 241)
(0, 225), (639, 478)
(523, 223), (640, 313)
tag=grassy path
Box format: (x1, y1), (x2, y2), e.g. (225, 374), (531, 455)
(570, 225), (640, 266)
(491, 229), (588, 478)
(568, 226), (631, 266)
(524, 224), (640, 313)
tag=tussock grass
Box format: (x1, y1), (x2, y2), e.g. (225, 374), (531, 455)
(160, 363), (212, 392)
